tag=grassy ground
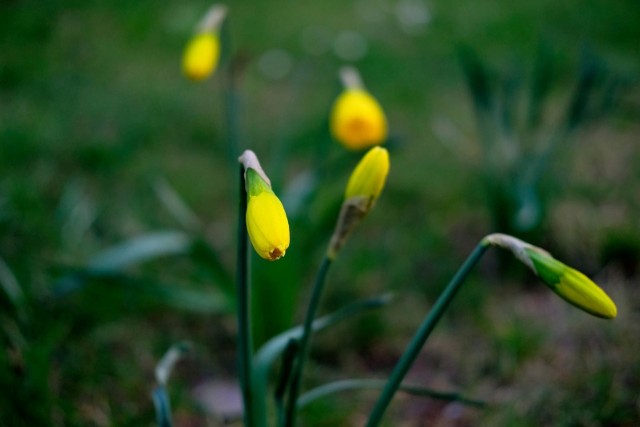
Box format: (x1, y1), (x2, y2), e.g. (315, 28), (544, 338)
(1, 0), (640, 425)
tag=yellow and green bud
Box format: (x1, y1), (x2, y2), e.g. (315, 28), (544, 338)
(524, 247), (617, 319)
(330, 67), (388, 151)
(484, 233), (617, 319)
(345, 146), (390, 203)
(182, 5), (227, 81)
(239, 151), (290, 261)
(328, 146), (390, 259)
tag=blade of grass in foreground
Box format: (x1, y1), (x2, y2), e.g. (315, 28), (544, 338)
(298, 379), (486, 409)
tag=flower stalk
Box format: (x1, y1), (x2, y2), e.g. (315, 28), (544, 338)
(284, 147), (389, 426)
(236, 164), (255, 427)
(283, 256), (333, 427)
(366, 242), (489, 426)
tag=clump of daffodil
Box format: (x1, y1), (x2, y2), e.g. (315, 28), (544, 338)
(484, 233), (617, 319)
(328, 146), (390, 258)
(182, 4), (227, 81)
(239, 150), (290, 261)
(330, 66), (388, 150)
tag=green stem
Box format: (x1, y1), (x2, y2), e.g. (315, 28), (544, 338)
(275, 339), (299, 427)
(237, 165), (254, 427)
(152, 386), (173, 427)
(366, 242), (489, 427)
(284, 256), (333, 427)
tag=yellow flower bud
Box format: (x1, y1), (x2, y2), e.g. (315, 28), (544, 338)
(239, 151), (290, 261)
(328, 147), (390, 259)
(345, 146), (390, 202)
(183, 32), (220, 81)
(182, 5), (227, 81)
(525, 248), (617, 319)
(484, 233), (617, 319)
(330, 67), (388, 150)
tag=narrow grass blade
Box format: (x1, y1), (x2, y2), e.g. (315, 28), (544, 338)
(564, 50), (603, 133)
(527, 41), (555, 130)
(275, 339), (300, 426)
(56, 179), (97, 250)
(152, 387), (173, 427)
(53, 270), (230, 314)
(87, 231), (192, 273)
(499, 64), (521, 137)
(298, 379), (486, 409)
(0, 256), (23, 309)
(156, 342), (191, 386)
(190, 238), (235, 303)
(152, 343), (190, 427)
(153, 176), (202, 232)
(458, 46), (494, 114)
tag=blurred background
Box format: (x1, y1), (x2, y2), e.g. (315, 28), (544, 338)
(1, 0), (639, 425)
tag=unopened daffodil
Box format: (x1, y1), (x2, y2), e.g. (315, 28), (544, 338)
(330, 67), (388, 150)
(328, 146), (390, 258)
(239, 150), (290, 261)
(182, 4), (227, 81)
(484, 233), (617, 319)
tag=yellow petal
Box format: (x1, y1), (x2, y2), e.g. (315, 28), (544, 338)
(555, 268), (618, 319)
(246, 192), (290, 261)
(330, 89), (387, 150)
(345, 146), (390, 200)
(182, 32), (220, 81)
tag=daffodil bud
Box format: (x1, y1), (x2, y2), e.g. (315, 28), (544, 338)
(484, 233), (617, 319)
(328, 147), (390, 259)
(330, 67), (388, 150)
(239, 150), (290, 261)
(182, 5), (227, 81)
(345, 146), (390, 202)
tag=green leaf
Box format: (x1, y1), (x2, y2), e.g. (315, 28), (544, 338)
(527, 40), (555, 130)
(88, 231), (192, 273)
(297, 379), (486, 409)
(458, 45), (494, 115)
(53, 270), (230, 314)
(152, 176), (202, 232)
(0, 255), (23, 310)
(252, 293), (394, 425)
(152, 387), (174, 427)
(156, 342), (191, 386)
(189, 238), (235, 303)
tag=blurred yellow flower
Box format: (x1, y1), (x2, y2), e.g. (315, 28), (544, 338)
(183, 32), (220, 81)
(330, 67), (387, 150)
(240, 151), (290, 261)
(182, 4), (227, 81)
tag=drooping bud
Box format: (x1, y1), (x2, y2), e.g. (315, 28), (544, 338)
(483, 233), (617, 319)
(330, 66), (388, 150)
(182, 4), (227, 81)
(328, 147), (390, 259)
(239, 150), (290, 261)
